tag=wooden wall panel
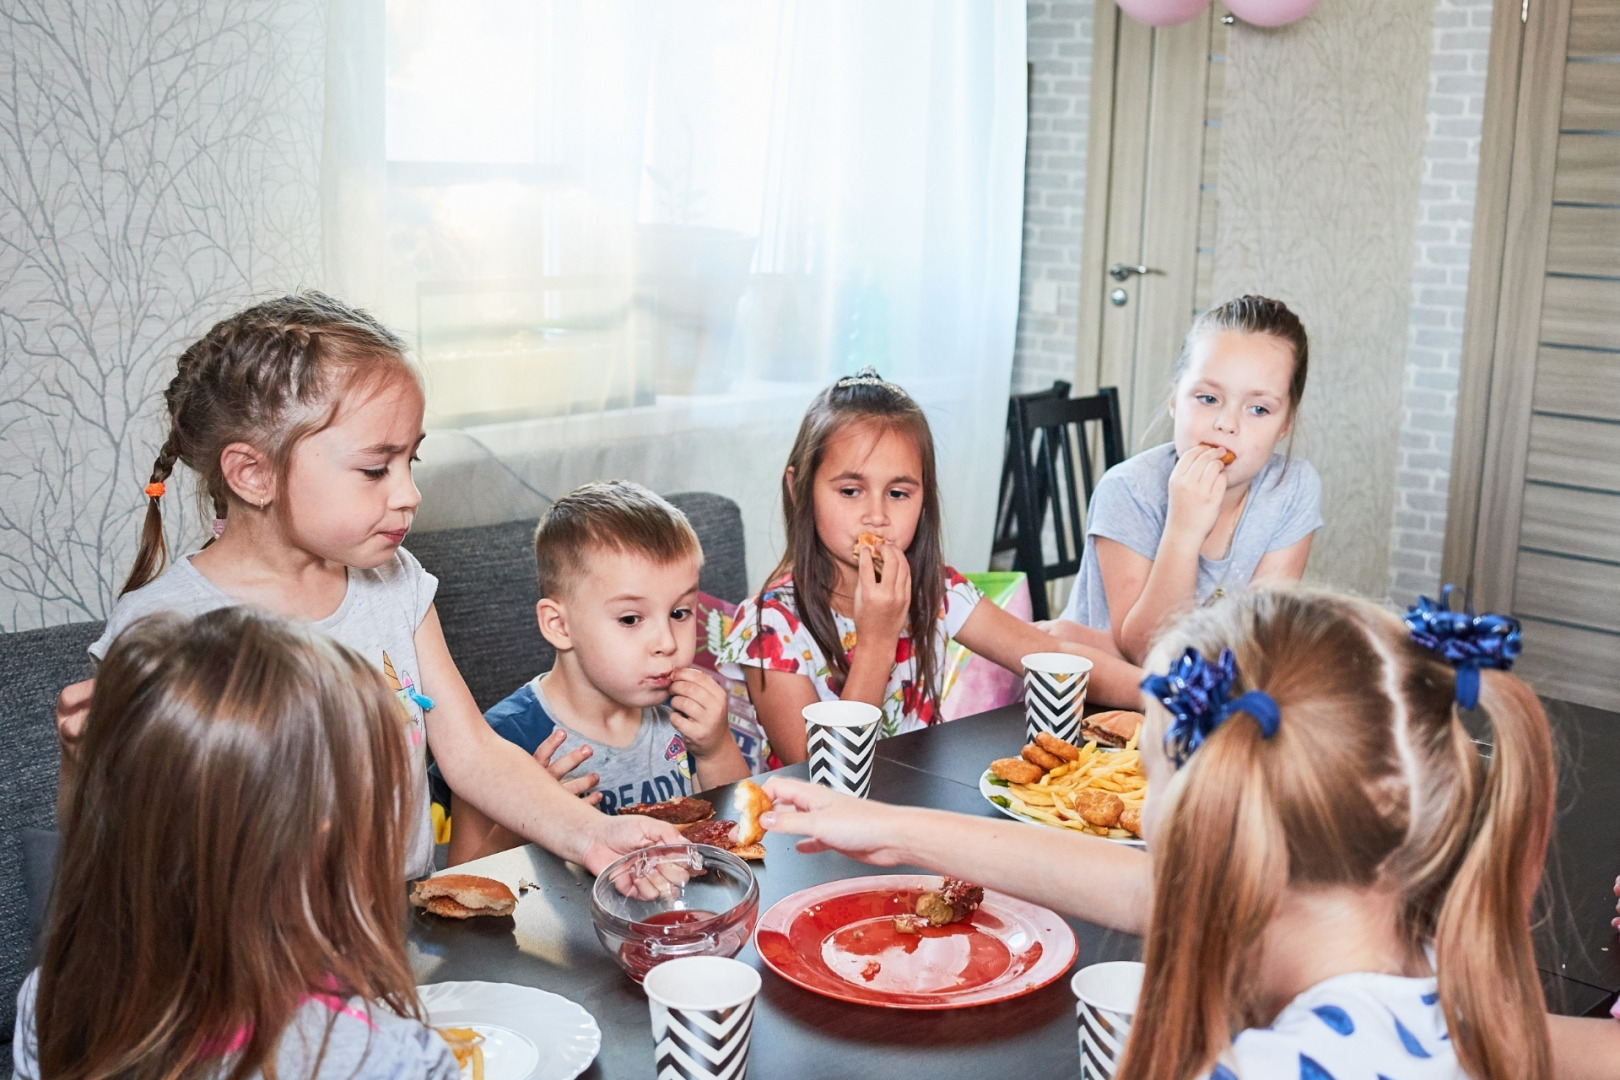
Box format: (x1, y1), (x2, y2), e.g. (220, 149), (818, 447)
(1520, 483), (1620, 563)
(1515, 550), (1620, 633)
(1542, 275), (1620, 350)
(1516, 617), (1620, 712)
(1568, 0), (1620, 56)
(1212, 0), (1431, 596)
(1561, 61), (1620, 130)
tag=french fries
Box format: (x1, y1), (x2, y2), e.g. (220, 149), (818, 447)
(436, 1027), (486, 1080)
(993, 733), (1147, 839)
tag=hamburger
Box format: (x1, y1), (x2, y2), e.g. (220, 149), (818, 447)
(410, 874), (518, 919)
(1079, 709), (1144, 750)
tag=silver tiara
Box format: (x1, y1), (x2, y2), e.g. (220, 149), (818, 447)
(835, 366), (890, 389)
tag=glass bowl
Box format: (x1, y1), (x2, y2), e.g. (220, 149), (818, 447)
(590, 843), (760, 982)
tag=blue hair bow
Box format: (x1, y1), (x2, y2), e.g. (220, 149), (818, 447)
(1403, 586), (1521, 710)
(1141, 647), (1280, 768)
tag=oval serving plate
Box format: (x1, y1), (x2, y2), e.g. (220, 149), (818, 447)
(979, 768), (1147, 848)
(418, 981), (601, 1080)
(753, 874), (1076, 1009)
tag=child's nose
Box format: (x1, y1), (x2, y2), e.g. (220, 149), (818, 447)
(393, 474), (422, 512)
(651, 618), (677, 655)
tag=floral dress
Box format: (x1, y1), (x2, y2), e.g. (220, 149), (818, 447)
(716, 567), (985, 739)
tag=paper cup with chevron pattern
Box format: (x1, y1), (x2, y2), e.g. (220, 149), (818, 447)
(802, 700), (882, 798)
(1072, 960), (1143, 1079)
(1021, 653), (1093, 745)
(645, 955), (761, 1080)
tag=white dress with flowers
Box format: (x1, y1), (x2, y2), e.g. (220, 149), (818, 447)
(715, 568), (985, 739)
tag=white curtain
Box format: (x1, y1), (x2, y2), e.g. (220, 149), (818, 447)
(324, 0), (1026, 587)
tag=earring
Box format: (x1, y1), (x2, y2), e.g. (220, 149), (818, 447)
(259, 498), (268, 511)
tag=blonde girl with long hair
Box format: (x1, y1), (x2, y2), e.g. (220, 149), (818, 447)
(716, 368), (1141, 764)
(759, 587), (1558, 1080)
(54, 293), (676, 876)
(17, 608), (457, 1079)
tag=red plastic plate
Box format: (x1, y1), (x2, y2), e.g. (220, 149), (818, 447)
(753, 875), (1077, 1009)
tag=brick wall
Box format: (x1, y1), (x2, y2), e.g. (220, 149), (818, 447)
(1386, 0), (1491, 606)
(1011, 1), (1093, 393)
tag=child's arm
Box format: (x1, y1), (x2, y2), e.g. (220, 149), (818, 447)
(669, 667), (751, 789)
(744, 543), (911, 764)
(415, 605), (681, 873)
(1107, 444), (1229, 664)
(1249, 534), (1314, 584)
(1547, 1015), (1620, 1080)
(761, 776), (1152, 933)
(953, 599), (1145, 709)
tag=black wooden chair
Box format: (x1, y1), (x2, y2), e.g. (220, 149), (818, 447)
(1004, 386), (1126, 620)
(991, 380), (1070, 564)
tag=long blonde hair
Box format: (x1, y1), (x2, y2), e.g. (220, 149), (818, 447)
(1118, 588), (1553, 1080)
(38, 607), (421, 1080)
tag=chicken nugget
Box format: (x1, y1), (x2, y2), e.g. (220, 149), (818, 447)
(1119, 805), (1142, 838)
(991, 757), (1044, 785)
(1021, 743), (1064, 771)
(1034, 731), (1081, 762)
(1073, 789), (1125, 828)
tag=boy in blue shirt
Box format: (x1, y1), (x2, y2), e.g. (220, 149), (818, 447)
(445, 481), (750, 865)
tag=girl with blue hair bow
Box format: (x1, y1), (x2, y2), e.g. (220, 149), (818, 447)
(760, 586), (1577, 1080)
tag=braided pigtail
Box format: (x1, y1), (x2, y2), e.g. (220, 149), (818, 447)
(120, 436), (182, 596)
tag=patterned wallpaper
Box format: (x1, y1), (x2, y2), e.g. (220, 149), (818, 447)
(0, 0), (325, 631)
(1213, 0), (1434, 599)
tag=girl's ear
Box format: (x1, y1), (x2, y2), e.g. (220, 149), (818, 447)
(783, 465), (796, 505)
(219, 442), (276, 508)
(536, 598), (572, 651)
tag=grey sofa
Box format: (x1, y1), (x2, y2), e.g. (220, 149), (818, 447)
(0, 490), (747, 1044)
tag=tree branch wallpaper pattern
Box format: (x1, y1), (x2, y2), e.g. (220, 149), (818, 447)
(0, 0), (323, 630)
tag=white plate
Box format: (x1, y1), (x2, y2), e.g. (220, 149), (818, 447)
(419, 981), (601, 1080)
(979, 769), (1146, 848)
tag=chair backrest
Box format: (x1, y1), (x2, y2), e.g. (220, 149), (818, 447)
(0, 619), (100, 1042)
(409, 490), (748, 711)
(1007, 387), (1126, 620)
(992, 381), (1071, 557)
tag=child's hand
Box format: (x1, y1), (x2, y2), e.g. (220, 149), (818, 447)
(667, 667), (731, 756)
(1165, 443), (1229, 543)
(760, 776), (912, 865)
(532, 728), (601, 806)
(853, 540), (911, 646)
(581, 814), (683, 877)
(1612, 873), (1619, 928)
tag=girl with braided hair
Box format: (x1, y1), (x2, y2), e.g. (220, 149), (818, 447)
(57, 293), (678, 879)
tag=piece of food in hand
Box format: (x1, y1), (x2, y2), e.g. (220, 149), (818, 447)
(618, 795), (715, 824)
(1200, 442), (1237, 466)
(853, 532), (886, 580)
(411, 875), (518, 919)
(892, 913), (929, 934)
(1073, 789), (1125, 829)
(1079, 709), (1145, 749)
(1021, 743), (1064, 771)
(914, 877), (985, 926)
(1034, 731), (1081, 762)
(437, 1027), (485, 1078)
(991, 757), (1045, 785)
(732, 780), (772, 846)
(679, 818), (766, 861)
(1119, 805), (1143, 838)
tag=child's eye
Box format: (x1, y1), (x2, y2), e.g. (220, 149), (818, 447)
(618, 614), (642, 627)
(888, 488), (910, 500)
(839, 486), (861, 498)
(671, 607), (693, 622)
(361, 466), (388, 480)
(1195, 394), (1218, 406)
(1249, 405), (1271, 417)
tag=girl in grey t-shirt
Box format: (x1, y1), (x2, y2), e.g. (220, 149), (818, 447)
(1049, 297), (1322, 663)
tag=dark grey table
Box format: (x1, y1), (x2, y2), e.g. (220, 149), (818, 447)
(408, 699), (1619, 1077)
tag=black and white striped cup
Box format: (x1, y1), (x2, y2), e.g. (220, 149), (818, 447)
(1022, 652), (1093, 745)
(802, 700), (882, 798)
(646, 955), (761, 1080)
(1071, 960), (1144, 1079)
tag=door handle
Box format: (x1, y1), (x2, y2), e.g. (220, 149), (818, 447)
(1108, 263), (1165, 282)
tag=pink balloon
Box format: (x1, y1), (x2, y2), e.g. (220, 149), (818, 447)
(1115, 0), (1212, 29)
(1224, 0), (1322, 27)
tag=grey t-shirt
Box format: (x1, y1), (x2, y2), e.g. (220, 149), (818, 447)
(527, 679), (696, 814)
(90, 549), (439, 880)
(1059, 442), (1322, 631)
(13, 969), (458, 1079)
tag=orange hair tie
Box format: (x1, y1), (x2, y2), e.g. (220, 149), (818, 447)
(144, 481), (166, 499)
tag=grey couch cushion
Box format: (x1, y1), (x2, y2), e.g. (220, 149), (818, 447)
(0, 620), (100, 1041)
(409, 491), (747, 712)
